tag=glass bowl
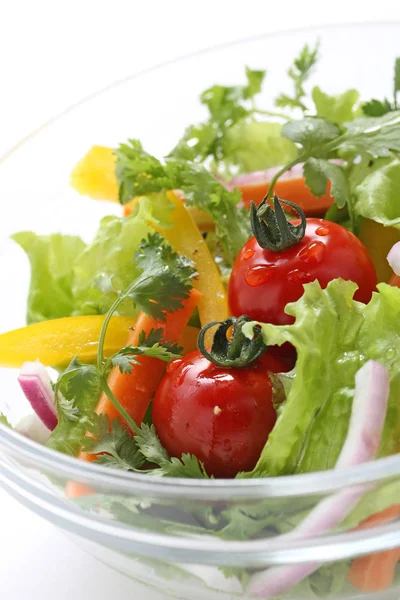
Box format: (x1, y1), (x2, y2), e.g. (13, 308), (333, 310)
(1, 22), (400, 600)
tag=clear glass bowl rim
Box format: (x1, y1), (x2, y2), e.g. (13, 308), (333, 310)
(1, 20), (400, 504)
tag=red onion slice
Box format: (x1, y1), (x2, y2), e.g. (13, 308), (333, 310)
(18, 361), (58, 431)
(248, 360), (390, 598)
(387, 241), (400, 276)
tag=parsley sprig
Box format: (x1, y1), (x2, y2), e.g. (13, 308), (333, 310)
(362, 58), (400, 116)
(168, 44), (319, 170)
(168, 67), (267, 166)
(83, 415), (209, 478)
(275, 42), (319, 112)
(106, 329), (182, 375)
(54, 233), (208, 478)
(115, 140), (250, 265)
(266, 110), (400, 230)
(55, 233), (192, 434)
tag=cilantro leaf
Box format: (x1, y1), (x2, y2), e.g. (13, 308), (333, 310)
(108, 328), (182, 374)
(154, 453), (210, 478)
(169, 161), (251, 264)
(83, 415), (145, 471)
(134, 422), (170, 464)
(134, 423), (209, 478)
(340, 111), (400, 158)
(275, 42), (319, 112)
(126, 232), (194, 321)
(56, 392), (80, 422)
(55, 357), (101, 413)
(274, 110), (400, 226)
(282, 111), (400, 164)
(281, 117), (340, 155)
(115, 139), (174, 204)
(115, 141), (250, 264)
(169, 67), (266, 169)
(361, 57), (400, 116)
(362, 98), (392, 117)
(134, 232), (194, 281)
(47, 358), (102, 456)
(303, 158), (349, 209)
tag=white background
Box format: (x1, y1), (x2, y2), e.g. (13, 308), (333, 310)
(1, 1), (400, 599)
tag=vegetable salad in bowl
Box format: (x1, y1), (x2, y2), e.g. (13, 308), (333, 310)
(1, 32), (400, 599)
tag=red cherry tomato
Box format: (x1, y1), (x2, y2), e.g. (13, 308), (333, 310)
(228, 218), (377, 326)
(152, 350), (287, 478)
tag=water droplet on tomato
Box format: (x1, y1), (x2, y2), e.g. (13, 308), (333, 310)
(299, 241), (326, 265)
(175, 364), (192, 387)
(245, 265), (276, 286)
(287, 269), (311, 283)
(316, 226), (330, 236)
(243, 248), (255, 260)
(166, 359), (183, 374)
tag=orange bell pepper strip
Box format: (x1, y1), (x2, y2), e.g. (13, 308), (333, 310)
(0, 316), (199, 369)
(232, 164), (333, 216)
(347, 505), (400, 592)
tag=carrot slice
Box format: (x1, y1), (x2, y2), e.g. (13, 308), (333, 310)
(348, 505), (400, 592)
(66, 289), (200, 498)
(232, 165), (333, 216)
(348, 549), (400, 592)
(81, 288), (200, 459)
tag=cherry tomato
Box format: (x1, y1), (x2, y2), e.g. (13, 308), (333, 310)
(152, 350), (287, 478)
(228, 218), (377, 326)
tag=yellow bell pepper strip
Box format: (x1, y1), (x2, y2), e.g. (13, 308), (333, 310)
(70, 146), (119, 201)
(71, 146), (215, 231)
(0, 315), (200, 369)
(124, 191), (230, 344)
(358, 218), (400, 283)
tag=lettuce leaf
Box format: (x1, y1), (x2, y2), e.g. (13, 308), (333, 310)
(14, 196), (169, 325)
(223, 121), (298, 173)
(71, 205), (156, 316)
(12, 232), (86, 324)
(354, 158), (400, 228)
(243, 280), (400, 477)
(312, 86), (361, 123)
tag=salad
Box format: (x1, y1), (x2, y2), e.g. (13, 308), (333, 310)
(1, 43), (400, 597)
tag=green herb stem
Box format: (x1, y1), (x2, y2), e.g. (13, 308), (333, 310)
(99, 375), (139, 434)
(254, 108), (293, 120)
(96, 294), (124, 371)
(266, 157), (302, 199)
